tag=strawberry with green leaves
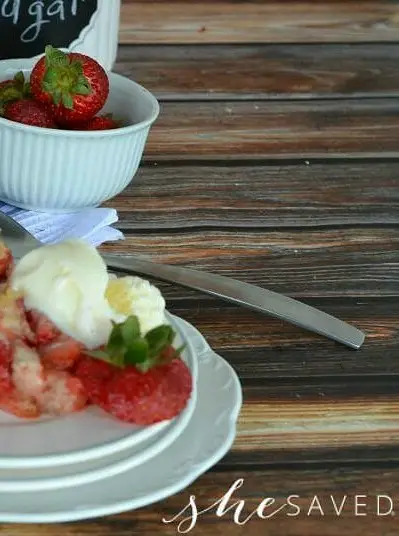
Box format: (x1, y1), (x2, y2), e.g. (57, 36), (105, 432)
(0, 70), (56, 128)
(76, 316), (192, 425)
(0, 71), (31, 115)
(30, 45), (109, 126)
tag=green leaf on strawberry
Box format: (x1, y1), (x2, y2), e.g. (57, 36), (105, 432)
(125, 338), (149, 366)
(146, 325), (174, 358)
(86, 315), (184, 372)
(41, 45), (93, 110)
(106, 321), (123, 352)
(120, 315), (140, 343)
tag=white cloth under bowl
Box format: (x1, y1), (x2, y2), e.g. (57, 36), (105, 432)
(0, 203), (124, 247)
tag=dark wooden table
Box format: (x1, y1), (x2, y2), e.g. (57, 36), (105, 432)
(7, 3), (399, 535)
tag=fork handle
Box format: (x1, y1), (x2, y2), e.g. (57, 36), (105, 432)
(102, 254), (365, 350)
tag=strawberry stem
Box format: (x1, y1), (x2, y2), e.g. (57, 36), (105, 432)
(41, 45), (92, 109)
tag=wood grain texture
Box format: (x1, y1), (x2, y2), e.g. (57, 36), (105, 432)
(163, 298), (399, 376)
(224, 444), (399, 466)
(102, 159), (399, 297)
(142, 99), (399, 157)
(233, 398), (399, 453)
(115, 43), (399, 100)
(105, 160), (399, 228)
(119, 1), (399, 43)
(102, 227), (399, 297)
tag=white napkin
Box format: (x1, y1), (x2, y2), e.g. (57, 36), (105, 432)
(0, 202), (124, 247)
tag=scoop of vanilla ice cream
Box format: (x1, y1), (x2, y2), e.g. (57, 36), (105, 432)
(11, 239), (116, 349)
(106, 275), (167, 334)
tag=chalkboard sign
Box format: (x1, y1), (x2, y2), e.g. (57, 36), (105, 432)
(0, 0), (99, 60)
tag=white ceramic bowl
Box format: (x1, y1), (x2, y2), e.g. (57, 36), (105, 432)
(0, 58), (159, 212)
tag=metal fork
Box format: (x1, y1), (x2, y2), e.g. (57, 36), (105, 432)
(0, 211), (365, 350)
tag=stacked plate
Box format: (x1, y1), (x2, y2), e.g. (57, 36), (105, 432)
(0, 313), (242, 523)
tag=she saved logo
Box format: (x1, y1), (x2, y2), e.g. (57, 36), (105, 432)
(0, 0), (98, 59)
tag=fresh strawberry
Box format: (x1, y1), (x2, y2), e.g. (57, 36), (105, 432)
(27, 310), (60, 345)
(102, 359), (192, 425)
(74, 355), (116, 404)
(0, 71), (31, 115)
(0, 389), (40, 419)
(30, 45), (109, 126)
(74, 114), (120, 131)
(38, 370), (87, 415)
(0, 242), (13, 280)
(82, 316), (191, 423)
(39, 334), (83, 370)
(3, 99), (56, 128)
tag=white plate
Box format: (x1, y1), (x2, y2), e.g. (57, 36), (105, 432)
(0, 312), (198, 468)
(0, 317), (242, 523)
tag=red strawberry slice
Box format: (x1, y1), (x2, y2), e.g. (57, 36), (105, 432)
(102, 359), (192, 425)
(74, 355), (116, 405)
(27, 310), (60, 345)
(38, 370), (87, 415)
(39, 334), (83, 370)
(0, 389), (40, 419)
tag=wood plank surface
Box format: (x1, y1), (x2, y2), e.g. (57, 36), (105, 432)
(224, 444), (399, 466)
(103, 158), (399, 296)
(165, 298), (398, 375)
(103, 227), (399, 297)
(107, 160), (399, 228)
(115, 43), (399, 100)
(234, 396), (399, 451)
(142, 99), (399, 158)
(119, 1), (399, 43)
